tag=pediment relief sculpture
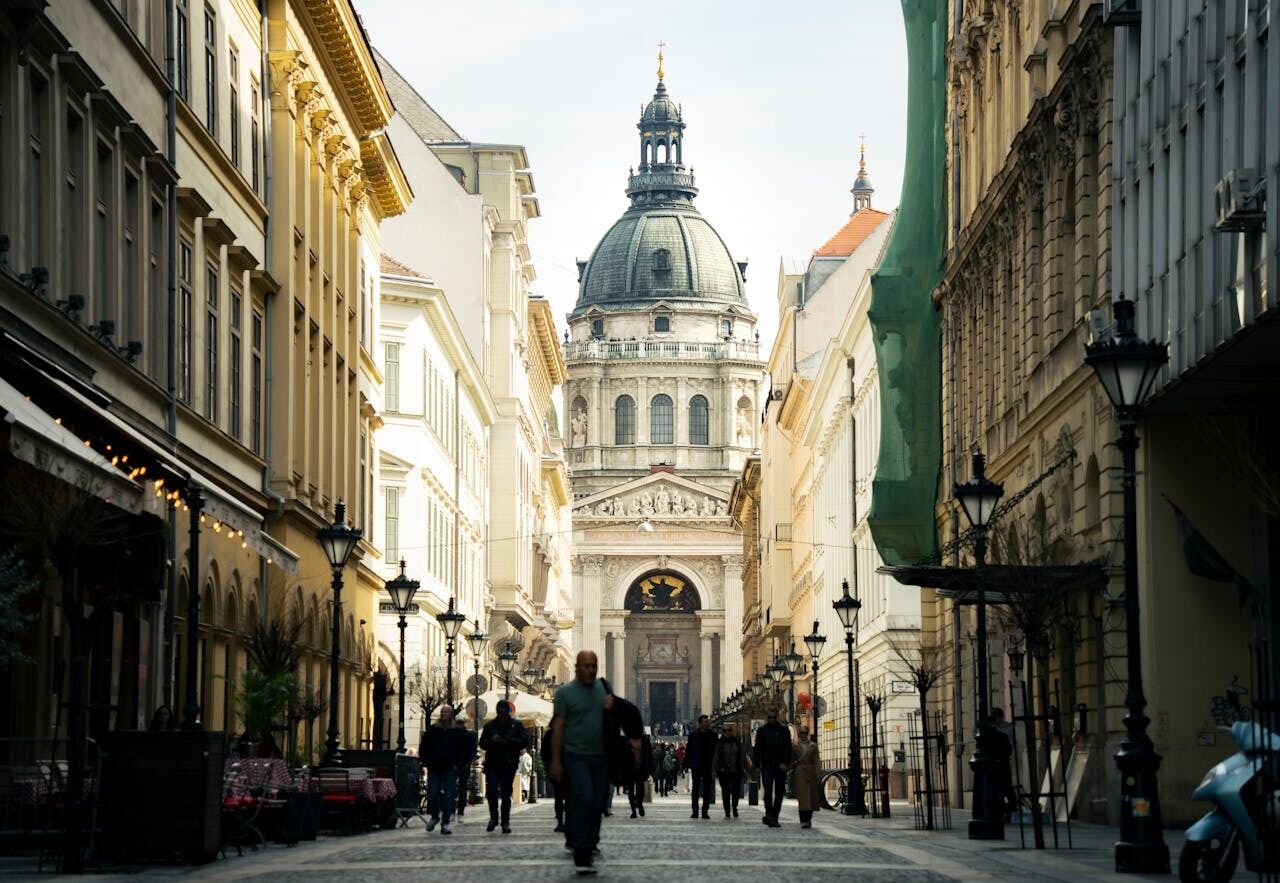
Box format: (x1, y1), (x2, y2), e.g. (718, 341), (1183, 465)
(578, 484), (728, 520)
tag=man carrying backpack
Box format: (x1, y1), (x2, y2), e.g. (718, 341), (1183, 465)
(479, 699), (527, 833)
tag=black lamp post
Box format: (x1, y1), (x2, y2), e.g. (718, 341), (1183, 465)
(803, 621), (826, 737)
(436, 598), (466, 708)
(955, 450), (1005, 840)
(833, 579), (868, 816)
(385, 559), (420, 753)
(316, 500), (362, 766)
(464, 620), (488, 806)
(498, 641), (519, 700)
(783, 643), (804, 724)
(1084, 293), (1170, 874)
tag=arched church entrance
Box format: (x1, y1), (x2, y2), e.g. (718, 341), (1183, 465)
(620, 570), (703, 731)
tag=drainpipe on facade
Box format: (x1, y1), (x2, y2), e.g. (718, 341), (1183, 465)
(257, 0), (278, 623)
(162, 0), (179, 712)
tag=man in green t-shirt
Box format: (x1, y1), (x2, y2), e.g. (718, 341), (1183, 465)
(550, 651), (607, 875)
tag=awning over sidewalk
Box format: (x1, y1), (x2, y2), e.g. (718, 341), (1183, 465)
(1, 374), (148, 514)
(471, 689), (554, 728)
(879, 563), (1108, 602)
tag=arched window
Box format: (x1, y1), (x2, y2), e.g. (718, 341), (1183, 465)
(1084, 455), (1101, 526)
(615, 395), (635, 445)
(650, 394), (673, 444)
(688, 395), (709, 445)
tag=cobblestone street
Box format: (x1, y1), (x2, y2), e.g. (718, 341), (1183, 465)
(76, 790), (1185, 883)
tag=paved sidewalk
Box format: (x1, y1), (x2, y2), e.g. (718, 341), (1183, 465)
(811, 799), (1187, 882)
(25, 792), (1193, 881)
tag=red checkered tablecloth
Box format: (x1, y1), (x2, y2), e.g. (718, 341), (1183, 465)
(224, 759), (294, 797)
(353, 777), (396, 802)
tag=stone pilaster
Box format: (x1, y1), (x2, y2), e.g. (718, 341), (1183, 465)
(721, 554), (744, 691)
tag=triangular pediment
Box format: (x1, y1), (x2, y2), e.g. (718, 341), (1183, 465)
(573, 472), (729, 521)
(380, 450), (416, 475)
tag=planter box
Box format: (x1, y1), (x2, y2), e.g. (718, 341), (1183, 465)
(100, 731), (226, 863)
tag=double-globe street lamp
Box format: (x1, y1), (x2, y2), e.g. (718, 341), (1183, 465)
(497, 641), (519, 700)
(435, 598), (466, 708)
(782, 643), (805, 724)
(803, 621), (827, 741)
(464, 620), (489, 807)
(954, 450), (1005, 840)
(833, 579), (869, 816)
(316, 500), (362, 766)
(385, 559), (420, 752)
(1084, 294), (1170, 874)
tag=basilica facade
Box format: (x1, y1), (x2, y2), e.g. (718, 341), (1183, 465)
(564, 64), (763, 727)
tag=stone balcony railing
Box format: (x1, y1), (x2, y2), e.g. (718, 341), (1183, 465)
(564, 338), (760, 362)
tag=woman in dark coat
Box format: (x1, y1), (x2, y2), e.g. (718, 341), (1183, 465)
(713, 723), (749, 818)
(627, 733), (653, 818)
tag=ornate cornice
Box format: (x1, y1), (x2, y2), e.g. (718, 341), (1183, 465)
(359, 135), (411, 219)
(296, 0), (394, 135)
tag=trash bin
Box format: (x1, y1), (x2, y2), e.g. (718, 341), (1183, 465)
(748, 776), (759, 806)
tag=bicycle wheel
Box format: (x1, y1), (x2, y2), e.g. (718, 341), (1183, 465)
(820, 771), (847, 812)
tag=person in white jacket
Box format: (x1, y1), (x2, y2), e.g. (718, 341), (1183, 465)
(517, 748), (534, 801)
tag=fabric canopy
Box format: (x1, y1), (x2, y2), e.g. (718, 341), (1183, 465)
(467, 689), (554, 728)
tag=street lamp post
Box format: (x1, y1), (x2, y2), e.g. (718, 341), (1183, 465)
(1084, 294), (1170, 874)
(782, 643), (804, 726)
(955, 450), (1005, 840)
(464, 620), (488, 808)
(833, 579), (868, 816)
(385, 559), (420, 753)
(803, 621), (826, 751)
(316, 500), (362, 766)
(436, 598), (466, 708)
(498, 641), (519, 700)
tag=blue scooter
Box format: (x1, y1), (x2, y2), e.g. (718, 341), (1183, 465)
(1180, 721), (1280, 882)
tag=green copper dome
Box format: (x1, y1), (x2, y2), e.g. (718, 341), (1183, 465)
(572, 78), (747, 317)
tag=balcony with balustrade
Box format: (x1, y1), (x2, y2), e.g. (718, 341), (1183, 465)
(563, 338), (760, 363)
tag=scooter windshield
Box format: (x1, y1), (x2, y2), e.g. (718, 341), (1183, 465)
(1232, 721), (1280, 752)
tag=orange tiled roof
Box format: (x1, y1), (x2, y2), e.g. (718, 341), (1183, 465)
(380, 253), (428, 279)
(813, 207), (891, 258)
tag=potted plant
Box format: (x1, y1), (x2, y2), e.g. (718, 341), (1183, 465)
(234, 670), (295, 757)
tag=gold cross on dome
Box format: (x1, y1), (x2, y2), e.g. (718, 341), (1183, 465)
(657, 41), (666, 80)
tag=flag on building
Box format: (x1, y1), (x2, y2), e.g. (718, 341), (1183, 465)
(1168, 499), (1253, 605)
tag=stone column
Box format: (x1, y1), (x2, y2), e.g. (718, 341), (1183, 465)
(612, 626), (628, 692)
(579, 556), (604, 660)
(700, 631), (713, 717)
(592, 374), (603, 448)
(637, 377), (649, 445)
(721, 555), (745, 692)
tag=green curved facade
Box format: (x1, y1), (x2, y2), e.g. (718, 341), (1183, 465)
(867, 0), (946, 567)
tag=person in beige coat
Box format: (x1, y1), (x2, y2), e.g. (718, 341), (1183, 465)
(791, 727), (822, 828)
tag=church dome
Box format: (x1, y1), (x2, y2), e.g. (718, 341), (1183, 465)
(641, 81), (682, 125)
(571, 73), (747, 317)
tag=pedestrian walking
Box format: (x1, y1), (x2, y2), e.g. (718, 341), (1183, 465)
(713, 722), (749, 819)
(455, 720), (477, 821)
(791, 726), (821, 828)
(652, 743), (668, 796)
(419, 705), (471, 835)
(540, 732), (565, 833)
(683, 715), (716, 818)
(753, 708), (792, 827)
(549, 650), (642, 875)
(518, 747), (534, 802)
(479, 699), (528, 834)
(663, 746), (679, 794)
(628, 733), (653, 818)
(990, 708), (1017, 820)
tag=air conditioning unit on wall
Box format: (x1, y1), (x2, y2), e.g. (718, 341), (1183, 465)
(1102, 0), (1141, 26)
(1215, 169), (1265, 232)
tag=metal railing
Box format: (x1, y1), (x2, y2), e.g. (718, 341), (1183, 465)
(563, 339), (760, 362)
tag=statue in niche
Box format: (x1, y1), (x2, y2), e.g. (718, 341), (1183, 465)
(715, 500), (728, 516)
(735, 409), (753, 447)
(670, 494), (685, 516)
(655, 488), (671, 515)
(640, 492), (654, 517)
(571, 409), (588, 447)
(700, 497), (716, 517)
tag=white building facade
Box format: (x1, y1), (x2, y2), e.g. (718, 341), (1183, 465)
(374, 257), (494, 749)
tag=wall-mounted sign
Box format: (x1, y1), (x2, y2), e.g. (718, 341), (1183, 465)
(891, 680), (914, 694)
(379, 602), (420, 615)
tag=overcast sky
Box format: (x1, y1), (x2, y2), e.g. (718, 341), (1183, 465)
(359, 0), (909, 351)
